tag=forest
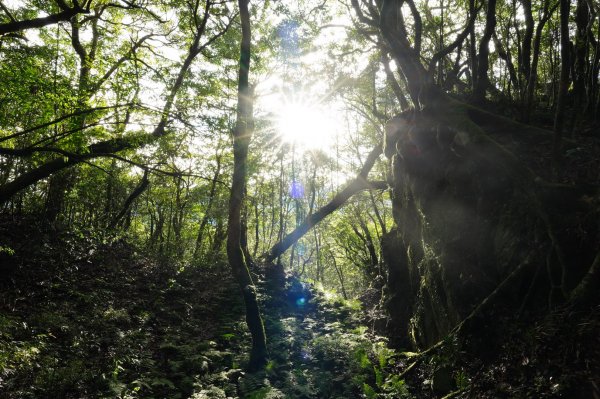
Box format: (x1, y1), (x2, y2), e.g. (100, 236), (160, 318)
(0, 0), (598, 397)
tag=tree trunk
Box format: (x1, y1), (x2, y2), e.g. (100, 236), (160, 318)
(377, 0), (431, 107)
(468, 0), (478, 93)
(211, 218), (226, 255)
(276, 153), (285, 264)
(571, 0), (590, 132)
(473, 0), (497, 102)
(331, 255), (348, 300)
(194, 154), (222, 259)
(44, 168), (76, 222)
(359, 216), (379, 276)
(104, 159), (117, 223)
(109, 170), (149, 229)
(493, 32), (519, 93)
(253, 198), (260, 257)
(520, 0), (534, 105)
(590, 20), (600, 118)
(553, 0), (571, 160)
(523, 0), (555, 121)
(226, 0), (267, 371)
(381, 52), (410, 110)
(241, 192), (254, 268)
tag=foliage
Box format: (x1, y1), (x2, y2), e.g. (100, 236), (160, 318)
(0, 219), (247, 398)
(0, 0), (395, 296)
(0, 0), (599, 397)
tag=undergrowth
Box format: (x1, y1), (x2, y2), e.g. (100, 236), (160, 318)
(0, 217), (247, 398)
(1, 217), (597, 398)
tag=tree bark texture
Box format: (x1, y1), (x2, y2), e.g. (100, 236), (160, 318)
(226, 0), (268, 371)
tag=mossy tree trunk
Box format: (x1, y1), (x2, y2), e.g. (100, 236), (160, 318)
(226, 0), (268, 371)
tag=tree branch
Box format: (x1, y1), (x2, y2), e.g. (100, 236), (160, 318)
(429, 4), (480, 73)
(109, 169), (149, 229)
(0, 103), (135, 143)
(89, 33), (155, 93)
(0, 3), (89, 35)
(264, 144), (384, 263)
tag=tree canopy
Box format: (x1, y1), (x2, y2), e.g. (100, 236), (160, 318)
(1, 0), (599, 397)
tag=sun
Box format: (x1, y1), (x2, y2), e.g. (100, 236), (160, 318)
(276, 102), (337, 150)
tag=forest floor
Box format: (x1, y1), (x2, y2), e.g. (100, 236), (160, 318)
(1, 216), (599, 398)
(0, 217), (413, 398)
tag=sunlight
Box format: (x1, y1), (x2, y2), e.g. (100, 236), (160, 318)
(276, 102), (337, 150)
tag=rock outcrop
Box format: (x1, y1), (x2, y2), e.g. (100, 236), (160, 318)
(381, 109), (599, 349)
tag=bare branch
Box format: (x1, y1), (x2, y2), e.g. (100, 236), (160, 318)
(89, 33), (156, 93)
(0, 103), (136, 143)
(428, 4), (480, 73)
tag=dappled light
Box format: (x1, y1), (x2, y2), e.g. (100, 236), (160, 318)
(1, 0), (599, 398)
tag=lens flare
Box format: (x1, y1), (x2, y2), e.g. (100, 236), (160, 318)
(295, 297), (306, 306)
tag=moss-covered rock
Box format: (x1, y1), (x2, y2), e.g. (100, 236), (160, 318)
(381, 110), (599, 349)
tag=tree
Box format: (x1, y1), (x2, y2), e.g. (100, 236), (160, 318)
(473, 0), (498, 102)
(226, 0), (268, 371)
(0, 0), (233, 206)
(553, 0), (571, 159)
